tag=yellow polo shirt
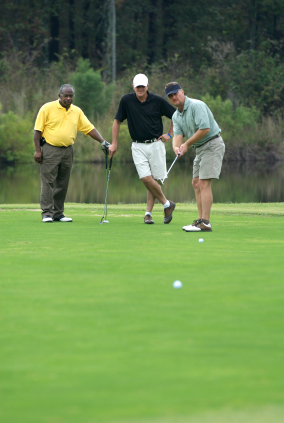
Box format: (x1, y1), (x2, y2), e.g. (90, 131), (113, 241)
(34, 100), (94, 147)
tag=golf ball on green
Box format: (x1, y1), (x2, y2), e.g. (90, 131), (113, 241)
(173, 280), (182, 289)
(199, 238), (204, 242)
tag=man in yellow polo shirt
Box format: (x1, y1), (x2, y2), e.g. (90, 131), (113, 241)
(34, 84), (110, 222)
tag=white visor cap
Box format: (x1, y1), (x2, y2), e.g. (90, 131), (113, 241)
(133, 74), (148, 87)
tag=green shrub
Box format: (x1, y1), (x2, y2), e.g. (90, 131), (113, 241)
(70, 58), (114, 119)
(73, 121), (133, 163)
(201, 94), (260, 144)
(0, 105), (33, 163)
(229, 50), (284, 115)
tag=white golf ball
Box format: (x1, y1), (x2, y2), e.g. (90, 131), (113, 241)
(173, 280), (182, 289)
(199, 238), (204, 243)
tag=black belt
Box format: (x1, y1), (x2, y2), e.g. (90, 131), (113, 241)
(41, 137), (70, 148)
(194, 133), (220, 149)
(132, 138), (157, 144)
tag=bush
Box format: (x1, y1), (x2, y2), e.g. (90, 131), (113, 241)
(0, 105), (33, 163)
(229, 50), (284, 115)
(73, 121), (133, 163)
(201, 94), (260, 144)
(70, 58), (114, 119)
(0, 49), (79, 117)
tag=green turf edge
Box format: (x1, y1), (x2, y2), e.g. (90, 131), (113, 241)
(108, 404), (284, 423)
(0, 202), (284, 217)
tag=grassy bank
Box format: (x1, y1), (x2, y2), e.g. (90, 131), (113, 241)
(1, 203), (284, 423)
(1, 201), (284, 216)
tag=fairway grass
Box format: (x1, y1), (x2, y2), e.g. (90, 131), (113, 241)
(0, 203), (284, 423)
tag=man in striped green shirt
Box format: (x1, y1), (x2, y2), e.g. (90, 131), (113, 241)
(165, 82), (225, 232)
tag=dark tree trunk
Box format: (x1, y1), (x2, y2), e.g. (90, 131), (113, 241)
(148, 0), (157, 64)
(49, 13), (59, 61)
(82, 0), (90, 58)
(69, 0), (75, 50)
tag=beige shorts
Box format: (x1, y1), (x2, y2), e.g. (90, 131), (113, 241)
(193, 136), (225, 180)
(131, 140), (167, 180)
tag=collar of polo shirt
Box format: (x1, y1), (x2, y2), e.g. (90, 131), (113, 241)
(57, 99), (73, 111)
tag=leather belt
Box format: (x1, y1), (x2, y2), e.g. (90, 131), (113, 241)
(207, 133), (221, 142)
(41, 137), (70, 148)
(133, 138), (157, 144)
(194, 133), (220, 149)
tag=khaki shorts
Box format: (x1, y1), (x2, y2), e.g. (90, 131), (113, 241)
(193, 136), (225, 180)
(131, 140), (167, 180)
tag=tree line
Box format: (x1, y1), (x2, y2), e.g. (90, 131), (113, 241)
(1, 0), (284, 76)
(0, 0), (284, 164)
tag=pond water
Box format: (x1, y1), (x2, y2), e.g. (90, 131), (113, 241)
(1, 160), (284, 204)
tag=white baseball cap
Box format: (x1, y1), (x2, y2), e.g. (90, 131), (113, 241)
(133, 73), (148, 87)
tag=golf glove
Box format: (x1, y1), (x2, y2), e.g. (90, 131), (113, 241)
(101, 140), (110, 155)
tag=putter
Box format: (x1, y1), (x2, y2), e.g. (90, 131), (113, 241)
(160, 153), (180, 184)
(100, 155), (113, 224)
(104, 153), (108, 221)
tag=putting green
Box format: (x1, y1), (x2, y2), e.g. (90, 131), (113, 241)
(0, 203), (284, 423)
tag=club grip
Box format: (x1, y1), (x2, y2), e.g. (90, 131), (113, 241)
(109, 156), (113, 170)
(105, 154), (108, 170)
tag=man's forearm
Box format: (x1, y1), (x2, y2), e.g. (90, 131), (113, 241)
(185, 128), (210, 148)
(34, 130), (42, 152)
(112, 120), (121, 148)
(167, 120), (173, 137)
(34, 130), (43, 163)
(173, 134), (183, 150)
(87, 128), (104, 143)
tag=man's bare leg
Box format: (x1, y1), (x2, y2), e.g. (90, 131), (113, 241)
(192, 177), (202, 219)
(147, 189), (155, 213)
(199, 178), (213, 221)
(142, 176), (175, 224)
(141, 176), (167, 205)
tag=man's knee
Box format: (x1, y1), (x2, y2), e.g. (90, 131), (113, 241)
(192, 177), (200, 190)
(141, 175), (153, 185)
(199, 179), (212, 190)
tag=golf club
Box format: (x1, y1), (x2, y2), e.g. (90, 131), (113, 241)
(104, 153), (108, 221)
(100, 155), (113, 224)
(160, 153), (180, 184)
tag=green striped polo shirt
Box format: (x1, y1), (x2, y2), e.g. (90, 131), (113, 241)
(173, 96), (221, 148)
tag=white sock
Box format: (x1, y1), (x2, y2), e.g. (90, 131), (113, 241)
(145, 212), (152, 216)
(163, 200), (170, 208)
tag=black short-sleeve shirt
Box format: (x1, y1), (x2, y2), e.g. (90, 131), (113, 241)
(114, 92), (176, 141)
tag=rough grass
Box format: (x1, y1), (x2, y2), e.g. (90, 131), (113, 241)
(0, 203), (284, 423)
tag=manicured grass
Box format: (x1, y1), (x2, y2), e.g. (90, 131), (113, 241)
(0, 203), (284, 423)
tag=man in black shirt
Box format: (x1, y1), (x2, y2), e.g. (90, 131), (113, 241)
(109, 74), (176, 224)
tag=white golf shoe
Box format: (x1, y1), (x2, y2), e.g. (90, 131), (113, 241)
(42, 215), (53, 223)
(183, 219), (202, 231)
(183, 224), (201, 232)
(183, 220), (212, 232)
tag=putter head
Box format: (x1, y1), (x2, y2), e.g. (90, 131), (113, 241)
(99, 220), (103, 225)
